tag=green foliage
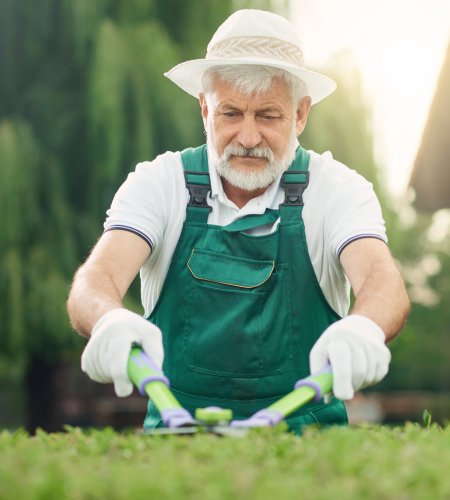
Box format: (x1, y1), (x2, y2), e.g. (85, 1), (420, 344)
(0, 424), (449, 499)
(0, 120), (40, 249)
(423, 409), (432, 428)
(0, 0), (247, 371)
(0, 119), (81, 364)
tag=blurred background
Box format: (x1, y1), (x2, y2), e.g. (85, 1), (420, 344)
(0, 0), (448, 432)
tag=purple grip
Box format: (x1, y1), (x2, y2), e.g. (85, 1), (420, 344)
(130, 352), (170, 396)
(161, 408), (195, 428)
(133, 350), (161, 372)
(138, 375), (170, 396)
(294, 364), (332, 402)
(230, 409), (284, 428)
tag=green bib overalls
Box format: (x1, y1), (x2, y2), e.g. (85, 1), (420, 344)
(144, 145), (347, 433)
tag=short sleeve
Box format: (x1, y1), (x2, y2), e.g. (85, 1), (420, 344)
(104, 151), (184, 251)
(323, 163), (387, 258)
(302, 151), (387, 316)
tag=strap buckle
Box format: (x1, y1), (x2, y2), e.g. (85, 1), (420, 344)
(280, 171), (309, 206)
(184, 171), (211, 211)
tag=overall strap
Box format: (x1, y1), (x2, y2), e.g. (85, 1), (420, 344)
(180, 145), (310, 224)
(181, 145), (211, 223)
(279, 146), (310, 221)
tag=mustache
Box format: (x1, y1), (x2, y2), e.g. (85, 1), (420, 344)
(222, 143), (274, 162)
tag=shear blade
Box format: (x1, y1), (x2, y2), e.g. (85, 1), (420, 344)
(143, 424), (247, 437)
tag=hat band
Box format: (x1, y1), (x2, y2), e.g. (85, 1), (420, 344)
(207, 36), (304, 68)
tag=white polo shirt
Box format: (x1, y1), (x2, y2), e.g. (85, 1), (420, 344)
(104, 148), (387, 318)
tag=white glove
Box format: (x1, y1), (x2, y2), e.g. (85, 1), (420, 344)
(309, 314), (391, 401)
(81, 308), (164, 397)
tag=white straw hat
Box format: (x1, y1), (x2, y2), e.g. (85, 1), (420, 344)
(164, 9), (336, 105)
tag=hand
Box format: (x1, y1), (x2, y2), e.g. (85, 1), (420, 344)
(309, 314), (391, 400)
(81, 308), (164, 397)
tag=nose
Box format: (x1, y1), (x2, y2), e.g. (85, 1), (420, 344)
(235, 117), (262, 149)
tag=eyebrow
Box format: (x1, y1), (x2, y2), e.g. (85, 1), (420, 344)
(217, 103), (284, 115)
(218, 103), (242, 112)
(258, 107), (283, 115)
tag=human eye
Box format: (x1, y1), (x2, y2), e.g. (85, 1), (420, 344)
(220, 108), (241, 119)
(258, 113), (279, 122)
(258, 109), (281, 121)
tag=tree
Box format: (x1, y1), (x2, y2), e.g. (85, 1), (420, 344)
(0, 0), (273, 431)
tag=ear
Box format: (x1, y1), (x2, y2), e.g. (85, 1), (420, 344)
(199, 93), (208, 128)
(295, 96), (312, 136)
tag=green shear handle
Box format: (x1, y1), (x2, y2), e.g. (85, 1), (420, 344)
(127, 346), (195, 428)
(127, 345), (333, 430)
(230, 365), (333, 427)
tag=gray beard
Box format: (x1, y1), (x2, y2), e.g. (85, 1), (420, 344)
(207, 127), (299, 192)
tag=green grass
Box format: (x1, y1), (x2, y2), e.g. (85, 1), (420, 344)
(0, 423), (449, 499)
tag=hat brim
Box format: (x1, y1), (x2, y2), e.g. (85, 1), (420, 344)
(164, 57), (336, 105)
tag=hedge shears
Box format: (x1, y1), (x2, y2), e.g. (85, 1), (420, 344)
(127, 345), (333, 436)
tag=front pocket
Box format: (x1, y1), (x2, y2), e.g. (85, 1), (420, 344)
(183, 249), (293, 377)
(187, 248), (275, 288)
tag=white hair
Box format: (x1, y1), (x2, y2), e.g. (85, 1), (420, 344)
(200, 64), (308, 106)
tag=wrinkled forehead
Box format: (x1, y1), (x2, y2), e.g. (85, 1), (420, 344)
(206, 75), (294, 111)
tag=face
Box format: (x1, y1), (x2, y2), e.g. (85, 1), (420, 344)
(200, 76), (311, 191)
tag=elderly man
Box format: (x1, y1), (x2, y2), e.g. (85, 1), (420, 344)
(67, 9), (410, 432)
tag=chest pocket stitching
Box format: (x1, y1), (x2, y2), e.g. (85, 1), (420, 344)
(187, 248), (275, 289)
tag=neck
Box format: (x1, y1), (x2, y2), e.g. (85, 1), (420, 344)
(220, 176), (269, 209)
